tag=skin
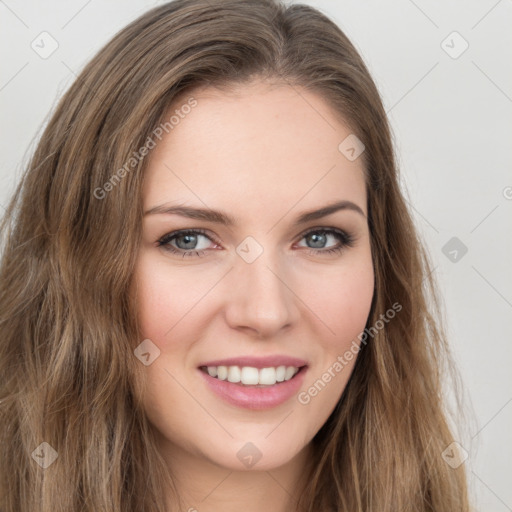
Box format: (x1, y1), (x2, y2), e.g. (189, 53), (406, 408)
(132, 79), (375, 512)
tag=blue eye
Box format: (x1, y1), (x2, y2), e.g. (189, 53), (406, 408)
(157, 229), (214, 258)
(156, 227), (355, 258)
(297, 228), (355, 256)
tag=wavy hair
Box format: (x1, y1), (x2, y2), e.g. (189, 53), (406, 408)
(0, 0), (470, 510)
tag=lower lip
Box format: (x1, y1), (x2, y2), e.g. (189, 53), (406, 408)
(198, 367), (308, 410)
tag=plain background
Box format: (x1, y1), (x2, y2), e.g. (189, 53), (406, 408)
(1, 0), (511, 510)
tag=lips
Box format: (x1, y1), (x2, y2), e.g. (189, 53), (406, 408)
(197, 354), (308, 410)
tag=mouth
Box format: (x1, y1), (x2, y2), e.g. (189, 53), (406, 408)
(197, 363), (308, 410)
(198, 364), (306, 387)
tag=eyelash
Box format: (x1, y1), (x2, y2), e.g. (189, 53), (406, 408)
(156, 227), (355, 258)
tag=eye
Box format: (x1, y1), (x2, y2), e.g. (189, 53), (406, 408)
(295, 227), (355, 256)
(156, 229), (218, 258)
(156, 227), (355, 258)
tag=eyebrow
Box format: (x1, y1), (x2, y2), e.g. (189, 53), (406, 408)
(144, 199), (366, 227)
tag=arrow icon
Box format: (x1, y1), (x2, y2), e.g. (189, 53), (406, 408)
(31, 442), (58, 468)
(442, 237), (467, 263)
(236, 236), (263, 263)
(236, 441), (263, 468)
(441, 441), (468, 468)
(440, 31), (469, 59)
(338, 134), (365, 161)
(134, 339), (161, 365)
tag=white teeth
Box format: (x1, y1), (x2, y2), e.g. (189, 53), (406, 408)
(284, 366), (297, 380)
(227, 366), (241, 383)
(241, 367), (259, 385)
(276, 365), (286, 382)
(217, 366), (228, 380)
(259, 367), (277, 385)
(202, 365), (301, 386)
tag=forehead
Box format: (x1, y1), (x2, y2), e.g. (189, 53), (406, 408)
(143, 82), (367, 219)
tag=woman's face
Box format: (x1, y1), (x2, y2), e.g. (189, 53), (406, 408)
(133, 80), (374, 472)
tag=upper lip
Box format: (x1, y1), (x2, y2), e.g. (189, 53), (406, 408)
(198, 355), (308, 369)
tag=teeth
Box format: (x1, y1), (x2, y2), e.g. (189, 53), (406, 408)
(202, 365), (300, 386)
(284, 366), (297, 380)
(241, 366), (259, 385)
(259, 367), (277, 385)
(227, 366), (241, 383)
(217, 366), (228, 380)
(276, 365), (286, 382)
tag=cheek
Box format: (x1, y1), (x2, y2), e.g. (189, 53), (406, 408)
(294, 262), (374, 440)
(134, 256), (205, 340)
(296, 255), (375, 348)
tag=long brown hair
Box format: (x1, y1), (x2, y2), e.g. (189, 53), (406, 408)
(0, 0), (470, 510)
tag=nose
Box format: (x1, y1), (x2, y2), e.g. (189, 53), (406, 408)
(223, 249), (300, 339)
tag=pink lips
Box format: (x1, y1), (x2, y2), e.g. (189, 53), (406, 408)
(197, 355), (308, 410)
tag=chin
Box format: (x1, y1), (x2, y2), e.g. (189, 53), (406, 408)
(193, 432), (309, 472)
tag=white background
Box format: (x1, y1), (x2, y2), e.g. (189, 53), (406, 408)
(1, 1), (511, 510)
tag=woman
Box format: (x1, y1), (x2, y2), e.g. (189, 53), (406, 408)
(0, 0), (470, 510)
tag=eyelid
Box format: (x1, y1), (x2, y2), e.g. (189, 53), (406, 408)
(156, 228), (219, 247)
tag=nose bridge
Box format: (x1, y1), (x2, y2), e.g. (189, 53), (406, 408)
(224, 241), (298, 335)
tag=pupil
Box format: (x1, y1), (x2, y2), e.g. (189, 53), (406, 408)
(309, 233), (326, 248)
(177, 234), (197, 249)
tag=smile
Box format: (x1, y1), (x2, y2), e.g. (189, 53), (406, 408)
(198, 365), (308, 410)
(199, 365), (301, 386)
